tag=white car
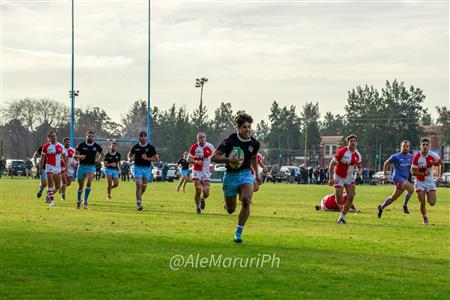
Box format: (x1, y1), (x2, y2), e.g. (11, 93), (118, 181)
(439, 172), (450, 187)
(373, 171), (393, 184)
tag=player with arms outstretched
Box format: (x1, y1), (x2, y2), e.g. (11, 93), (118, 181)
(211, 113), (260, 243)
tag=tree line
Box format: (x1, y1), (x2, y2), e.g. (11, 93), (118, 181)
(1, 80), (449, 168)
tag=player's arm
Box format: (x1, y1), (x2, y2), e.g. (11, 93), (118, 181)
(383, 158), (392, 179)
(62, 153), (67, 168)
(211, 150), (232, 164)
(187, 155), (196, 165)
(39, 153), (45, 175)
(33, 150), (40, 166)
(411, 165), (426, 177)
(96, 149), (105, 164)
(328, 160), (336, 185)
(74, 149), (85, 160)
(259, 161), (268, 173)
(118, 159), (122, 172)
(127, 150), (134, 162)
(435, 160), (444, 182)
(149, 154), (159, 162)
(250, 155), (261, 184)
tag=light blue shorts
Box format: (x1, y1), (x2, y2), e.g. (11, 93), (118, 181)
(181, 169), (189, 177)
(223, 170), (254, 197)
(133, 165), (153, 182)
(104, 168), (119, 179)
(41, 168), (47, 180)
(77, 164), (96, 180)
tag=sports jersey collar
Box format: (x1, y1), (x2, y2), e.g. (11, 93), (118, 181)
(139, 142), (148, 147)
(85, 141), (94, 146)
(109, 151), (117, 155)
(236, 132), (251, 142)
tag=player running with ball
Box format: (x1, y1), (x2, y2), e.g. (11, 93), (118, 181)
(328, 134), (362, 224)
(212, 113), (260, 243)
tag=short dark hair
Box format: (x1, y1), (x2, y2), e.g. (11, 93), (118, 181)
(401, 140), (410, 145)
(63, 137), (70, 142)
(346, 134), (358, 142)
(48, 131), (56, 137)
(139, 131), (147, 137)
(420, 137), (430, 144)
(235, 112), (253, 127)
(86, 131), (95, 136)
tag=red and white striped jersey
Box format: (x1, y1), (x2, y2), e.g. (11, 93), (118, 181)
(62, 146), (75, 168)
(251, 153), (263, 175)
(188, 142), (214, 172)
(323, 193), (347, 210)
(412, 152), (441, 182)
(333, 146), (362, 178)
(42, 142), (64, 168)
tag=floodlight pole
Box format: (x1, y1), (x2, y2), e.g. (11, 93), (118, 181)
(70, 0), (75, 147)
(147, 0), (151, 143)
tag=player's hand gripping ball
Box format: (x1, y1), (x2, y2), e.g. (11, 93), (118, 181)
(227, 147), (244, 169)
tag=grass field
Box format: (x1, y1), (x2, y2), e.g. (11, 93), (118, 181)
(1, 178), (449, 299)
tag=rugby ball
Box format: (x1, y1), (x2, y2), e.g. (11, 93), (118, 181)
(228, 147), (244, 169)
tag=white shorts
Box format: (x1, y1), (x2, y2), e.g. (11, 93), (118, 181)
(333, 174), (355, 188)
(67, 168), (75, 178)
(192, 170), (211, 182)
(46, 164), (62, 175)
(414, 181), (436, 193)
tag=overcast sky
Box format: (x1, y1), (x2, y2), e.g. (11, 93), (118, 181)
(3, 0), (449, 123)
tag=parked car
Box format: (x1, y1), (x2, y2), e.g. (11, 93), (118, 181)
(373, 171), (393, 184)
(166, 163), (179, 180)
(152, 163), (162, 181)
(439, 172), (450, 187)
(6, 159), (25, 176)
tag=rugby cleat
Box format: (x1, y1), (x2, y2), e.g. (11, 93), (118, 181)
(402, 206), (410, 214)
(337, 218), (346, 224)
(233, 233), (243, 244)
(377, 205), (383, 218)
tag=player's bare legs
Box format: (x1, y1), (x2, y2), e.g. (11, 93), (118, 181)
(60, 172), (67, 200)
(224, 195), (237, 214)
(334, 187), (344, 209)
(194, 180), (203, 213)
(417, 191), (428, 224)
(200, 181), (210, 211)
(427, 191), (436, 206)
(238, 183), (253, 227)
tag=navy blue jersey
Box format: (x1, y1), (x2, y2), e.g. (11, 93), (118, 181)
(130, 143), (157, 167)
(216, 133), (260, 173)
(76, 142), (103, 165)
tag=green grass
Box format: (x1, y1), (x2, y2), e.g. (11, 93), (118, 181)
(1, 178), (449, 299)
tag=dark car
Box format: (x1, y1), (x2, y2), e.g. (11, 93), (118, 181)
(6, 159), (26, 176)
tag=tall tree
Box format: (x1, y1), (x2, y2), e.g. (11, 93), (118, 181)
(436, 106), (450, 145)
(320, 112), (344, 136)
(300, 102), (321, 164)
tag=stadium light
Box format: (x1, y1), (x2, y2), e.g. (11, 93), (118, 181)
(195, 78), (208, 107)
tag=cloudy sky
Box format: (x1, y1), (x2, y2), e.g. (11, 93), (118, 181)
(3, 0), (449, 123)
